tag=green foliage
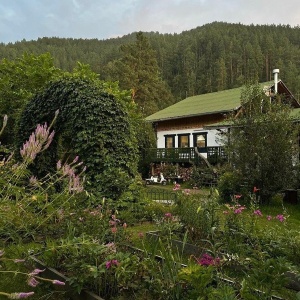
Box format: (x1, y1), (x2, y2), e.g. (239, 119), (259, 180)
(223, 83), (300, 201)
(217, 171), (243, 202)
(2, 23), (300, 104)
(0, 53), (62, 145)
(17, 77), (139, 199)
(175, 190), (221, 243)
(107, 32), (175, 116)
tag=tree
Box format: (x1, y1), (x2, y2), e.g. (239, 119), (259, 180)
(17, 77), (139, 200)
(107, 32), (175, 116)
(223, 83), (299, 201)
(0, 53), (62, 145)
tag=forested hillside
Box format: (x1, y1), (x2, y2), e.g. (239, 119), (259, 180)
(1, 22), (300, 108)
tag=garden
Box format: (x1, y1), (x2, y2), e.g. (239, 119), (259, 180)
(1, 55), (300, 300)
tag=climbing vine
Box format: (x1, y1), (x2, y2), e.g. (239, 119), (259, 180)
(17, 77), (138, 199)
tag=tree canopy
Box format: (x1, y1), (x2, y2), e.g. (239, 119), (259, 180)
(17, 77), (139, 200)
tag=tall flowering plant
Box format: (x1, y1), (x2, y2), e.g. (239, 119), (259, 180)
(0, 113), (86, 239)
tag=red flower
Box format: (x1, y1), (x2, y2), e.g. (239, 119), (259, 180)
(253, 186), (260, 193)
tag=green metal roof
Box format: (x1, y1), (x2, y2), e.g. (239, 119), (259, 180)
(146, 82), (273, 122)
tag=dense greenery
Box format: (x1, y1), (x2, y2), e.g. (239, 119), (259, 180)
(1, 22), (300, 109)
(106, 32), (175, 115)
(0, 53), (62, 145)
(220, 83), (300, 201)
(17, 77), (139, 199)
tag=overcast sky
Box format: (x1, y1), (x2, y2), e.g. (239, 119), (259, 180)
(1, 0), (299, 44)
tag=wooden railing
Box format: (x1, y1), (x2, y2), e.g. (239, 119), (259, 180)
(144, 147), (227, 165)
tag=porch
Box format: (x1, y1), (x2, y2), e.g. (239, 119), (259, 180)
(144, 147), (227, 165)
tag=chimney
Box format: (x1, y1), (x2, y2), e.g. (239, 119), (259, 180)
(273, 68), (279, 94)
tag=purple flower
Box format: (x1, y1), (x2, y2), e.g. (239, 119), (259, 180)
(196, 253), (220, 266)
(52, 280), (65, 286)
(267, 215), (272, 221)
(9, 292), (35, 299)
(29, 268), (45, 276)
(28, 277), (40, 287)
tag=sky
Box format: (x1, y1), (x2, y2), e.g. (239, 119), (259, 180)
(1, 0), (299, 44)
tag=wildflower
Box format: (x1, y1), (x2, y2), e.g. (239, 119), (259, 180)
(173, 183), (181, 191)
(183, 189), (190, 195)
(196, 253), (220, 266)
(164, 212), (172, 218)
(111, 227), (117, 234)
(20, 123), (55, 162)
(253, 209), (263, 217)
(267, 215), (272, 221)
(52, 280), (65, 286)
(14, 259), (25, 263)
(8, 292), (35, 299)
(138, 232), (144, 239)
(234, 194), (242, 199)
(223, 210), (229, 214)
(234, 206), (245, 214)
(253, 186), (260, 193)
(276, 214), (285, 222)
(123, 223), (127, 229)
(29, 176), (38, 186)
(105, 259), (119, 269)
(56, 160), (62, 170)
(105, 242), (116, 253)
(28, 277), (39, 287)
(29, 268), (45, 276)
(72, 156), (79, 163)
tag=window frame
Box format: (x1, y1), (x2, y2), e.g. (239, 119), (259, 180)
(178, 133), (190, 148)
(164, 134), (176, 148)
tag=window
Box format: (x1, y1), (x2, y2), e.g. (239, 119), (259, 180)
(193, 133), (207, 152)
(165, 135), (175, 148)
(178, 134), (190, 148)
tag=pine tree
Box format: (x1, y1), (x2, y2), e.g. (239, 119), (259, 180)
(108, 32), (175, 116)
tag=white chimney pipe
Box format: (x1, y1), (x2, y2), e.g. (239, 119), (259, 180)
(273, 68), (279, 94)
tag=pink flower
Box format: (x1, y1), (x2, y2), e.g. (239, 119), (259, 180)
(10, 292), (35, 299)
(29, 268), (45, 276)
(253, 186), (260, 193)
(276, 214), (285, 222)
(14, 259), (25, 263)
(196, 253), (220, 266)
(123, 223), (127, 229)
(267, 215), (272, 221)
(111, 227), (117, 234)
(223, 210), (229, 214)
(138, 232), (144, 239)
(105, 259), (119, 269)
(253, 210), (263, 217)
(234, 194), (242, 199)
(164, 212), (172, 218)
(52, 280), (65, 286)
(105, 260), (112, 269)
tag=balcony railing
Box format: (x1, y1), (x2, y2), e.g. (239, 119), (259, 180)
(144, 147), (227, 164)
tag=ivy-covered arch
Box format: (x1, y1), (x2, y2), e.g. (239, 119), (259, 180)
(17, 77), (138, 199)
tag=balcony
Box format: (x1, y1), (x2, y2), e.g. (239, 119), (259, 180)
(144, 147), (227, 165)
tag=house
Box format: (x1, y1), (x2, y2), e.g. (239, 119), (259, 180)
(145, 69), (300, 176)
